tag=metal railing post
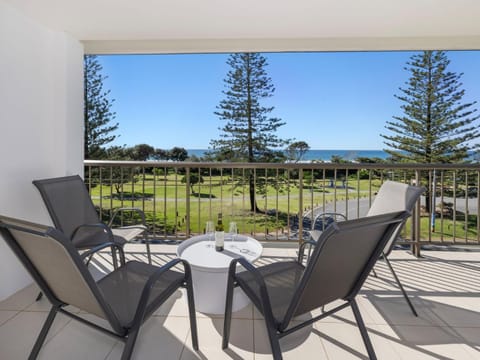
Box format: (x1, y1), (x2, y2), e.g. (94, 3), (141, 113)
(412, 170), (421, 257)
(298, 168), (304, 244)
(185, 167), (191, 238)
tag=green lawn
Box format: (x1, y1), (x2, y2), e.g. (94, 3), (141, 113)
(88, 173), (478, 241)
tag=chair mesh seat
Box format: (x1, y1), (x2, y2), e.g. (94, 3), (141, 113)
(97, 261), (184, 328)
(236, 261), (305, 324)
(68, 226), (126, 249)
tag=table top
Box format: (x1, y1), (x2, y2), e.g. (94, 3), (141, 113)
(177, 234), (263, 272)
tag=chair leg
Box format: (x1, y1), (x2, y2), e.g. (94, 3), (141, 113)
(145, 240), (152, 265)
(121, 329), (139, 360)
(306, 243), (313, 264)
(35, 292), (43, 301)
(351, 299), (376, 360)
(383, 256), (418, 316)
(111, 246), (119, 270)
(118, 245), (126, 266)
(29, 306), (58, 360)
(371, 267), (378, 278)
(222, 273), (235, 349)
(84, 253), (94, 267)
(265, 322), (283, 360)
(185, 277), (199, 350)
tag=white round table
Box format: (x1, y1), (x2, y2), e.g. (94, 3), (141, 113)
(177, 234), (263, 314)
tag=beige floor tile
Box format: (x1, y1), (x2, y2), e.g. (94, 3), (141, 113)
(386, 338), (437, 360)
(24, 296), (52, 312)
(205, 302), (254, 320)
(441, 326), (480, 359)
(391, 342), (471, 360)
(392, 324), (463, 345)
(153, 289), (254, 321)
(388, 324), (473, 360)
(363, 295), (441, 327)
(231, 303), (254, 320)
(0, 310), (18, 326)
(253, 319), (328, 360)
(154, 290), (191, 317)
(106, 316), (191, 360)
(0, 283), (38, 311)
(24, 295), (84, 313)
(260, 247), (297, 259)
(314, 321), (381, 359)
(366, 324), (402, 359)
(181, 317), (254, 360)
(452, 326), (480, 346)
(37, 313), (117, 360)
(155, 289), (255, 321)
(0, 311), (71, 359)
(317, 297), (377, 325)
(419, 296), (480, 328)
(462, 345), (480, 360)
(417, 344), (479, 360)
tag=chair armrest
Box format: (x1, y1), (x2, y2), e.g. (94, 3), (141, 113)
(80, 241), (125, 261)
(108, 207), (147, 227)
(322, 212), (347, 220)
(312, 212), (347, 228)
(131, 259), (190, 328)
(227, 258), (277, 324)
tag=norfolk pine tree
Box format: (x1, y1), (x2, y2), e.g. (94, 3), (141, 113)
(381, 51), (480, 212)
(84, 55), (119, 159)
(382, 51), (480, 163)
(211, 53), (289, 212)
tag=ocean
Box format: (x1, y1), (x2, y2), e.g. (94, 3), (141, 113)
(187, 149), (389, 161)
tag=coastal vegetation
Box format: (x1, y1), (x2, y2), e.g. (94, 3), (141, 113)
(83, 52), (480, 244)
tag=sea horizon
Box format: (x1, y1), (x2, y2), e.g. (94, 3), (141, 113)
(187, 149), (390, 161)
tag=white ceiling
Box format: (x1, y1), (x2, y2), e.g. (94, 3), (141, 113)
(5, 0), (480, 53)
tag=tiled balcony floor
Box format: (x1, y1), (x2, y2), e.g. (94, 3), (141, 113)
(1, 243), (480, 359)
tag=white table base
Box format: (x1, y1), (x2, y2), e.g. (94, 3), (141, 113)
(177, 235), (263, 315)
(188, 266), (250, 314)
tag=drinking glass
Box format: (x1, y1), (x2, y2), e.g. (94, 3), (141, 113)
(228, 222), (237, 241)
(205, 221), (214, 240)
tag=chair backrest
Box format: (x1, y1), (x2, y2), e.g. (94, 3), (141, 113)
(367, 181), (424, 255)
(0, 215), (121, 332)
(33, 175), (100, 240)
(284, 211), (409, 327)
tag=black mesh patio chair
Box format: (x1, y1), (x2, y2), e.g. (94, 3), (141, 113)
(0, 215), (198, 360)
(223, 211), (409, 360)
(302, 180), (424, 316)
(33, 175), (152, 265)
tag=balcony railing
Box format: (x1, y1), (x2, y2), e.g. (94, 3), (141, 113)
(84, 160), (480, 255)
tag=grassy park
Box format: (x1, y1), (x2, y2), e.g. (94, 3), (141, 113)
(88, 172), (478, 242)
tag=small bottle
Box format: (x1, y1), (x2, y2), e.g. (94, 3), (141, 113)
(215, 213), (224, 251)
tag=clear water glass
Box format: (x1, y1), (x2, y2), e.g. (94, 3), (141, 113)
(205, 221), (214, 240)
(228, 222), (237, 241)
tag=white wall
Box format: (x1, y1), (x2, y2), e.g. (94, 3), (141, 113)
(0, 1), (84, 300)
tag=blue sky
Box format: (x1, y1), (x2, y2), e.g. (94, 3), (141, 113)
(98, 51), (480, 150)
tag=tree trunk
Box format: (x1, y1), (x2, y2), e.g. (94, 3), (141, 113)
(424, 189), (431, 213)
(248, 173), (262, 213)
